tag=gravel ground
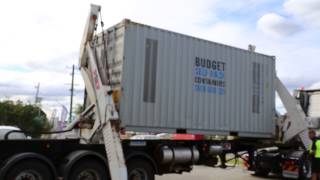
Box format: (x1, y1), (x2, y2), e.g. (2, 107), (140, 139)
(156, 166), (282, 180)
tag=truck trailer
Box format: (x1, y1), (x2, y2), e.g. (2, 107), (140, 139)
(0, 4), (317, 180)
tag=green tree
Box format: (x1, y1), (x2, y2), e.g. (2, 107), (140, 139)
(0, 100), (52, 138)
(75, 104), (84, 116)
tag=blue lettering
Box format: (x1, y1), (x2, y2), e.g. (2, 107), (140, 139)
(194, 84), (206, 93)
(218, 88), (225, 95)
(207, 86), (216, 94)
(209, 70), (224, 80)
(194, 68), (208, 77)
(195, 68), (201, 76)
(218, 71), (224, 79)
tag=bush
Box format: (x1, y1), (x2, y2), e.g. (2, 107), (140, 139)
(0, 100), (52, 138)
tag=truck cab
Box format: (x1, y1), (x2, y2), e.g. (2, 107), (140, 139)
(252, 88), (320, 179)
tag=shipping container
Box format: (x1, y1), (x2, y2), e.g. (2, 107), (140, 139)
(303, 90), (320, 117)
(309, 92), (320, 117)
(91, 19), (276, 138)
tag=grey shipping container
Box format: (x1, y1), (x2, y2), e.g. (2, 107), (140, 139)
(91, 19), (276, 138)
(307, 91), (320, 117)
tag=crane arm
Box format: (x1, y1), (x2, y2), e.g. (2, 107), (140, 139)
(79, 4), (127, 180)
(275, 76), (311, 149)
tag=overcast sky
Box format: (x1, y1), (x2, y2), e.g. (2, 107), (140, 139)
(0, 0), (319, 118)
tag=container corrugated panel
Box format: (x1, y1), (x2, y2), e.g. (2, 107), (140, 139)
(308, 92), (320, 117)
(97, 19), (276, 138)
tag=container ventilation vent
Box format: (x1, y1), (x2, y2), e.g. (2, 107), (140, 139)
(143, 38), (158, 103)
(252, 62), (261, 113)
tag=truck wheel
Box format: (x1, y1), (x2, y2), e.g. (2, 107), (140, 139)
(68, 159), (109, 180)
(127, 159), (155, 180)
(5, 160), (53, 180)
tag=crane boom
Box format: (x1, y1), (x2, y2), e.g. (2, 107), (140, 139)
(79, 4), (127, 180)
(275, 76), (311, 149)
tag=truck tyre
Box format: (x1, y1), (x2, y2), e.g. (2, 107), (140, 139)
(127, 159), (155, 180)
(5, 160), (53, 180)
(68, 159), (109, 180)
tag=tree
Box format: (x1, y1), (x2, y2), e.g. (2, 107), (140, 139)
(75, 104), (84, 116)
(0, 100), (52, 138)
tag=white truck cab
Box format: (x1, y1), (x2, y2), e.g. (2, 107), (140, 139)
(0, 126), (27, 140)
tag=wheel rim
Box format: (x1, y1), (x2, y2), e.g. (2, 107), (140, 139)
(15, 170), (43, 180)
(129, 168), (148, 180)
(77, 169), (101, 180)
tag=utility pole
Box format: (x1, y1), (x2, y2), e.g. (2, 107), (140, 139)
(69, 64), (75, 123)
(34, 83), (40, 104)
(34, 82), (41, 116)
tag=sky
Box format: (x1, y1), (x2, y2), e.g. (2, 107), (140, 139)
(0, 0), (319, 119)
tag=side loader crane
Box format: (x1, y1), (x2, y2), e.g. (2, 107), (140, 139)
(0, 4), (317, 180)
(78, 4), (127, 180)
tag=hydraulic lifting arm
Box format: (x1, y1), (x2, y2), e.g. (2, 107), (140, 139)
(79, 4), (127, 180)
(275, 76), (311, 149)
